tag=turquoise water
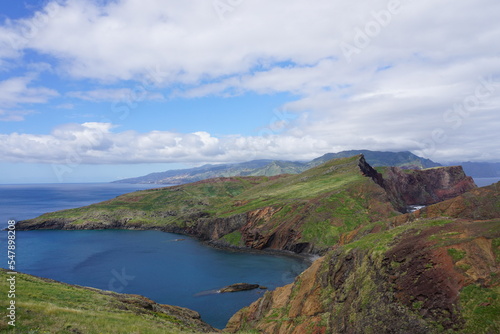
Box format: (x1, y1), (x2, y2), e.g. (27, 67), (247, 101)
(0, 184), (309, 329)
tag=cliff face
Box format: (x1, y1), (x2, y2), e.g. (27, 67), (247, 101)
(391, 181), (500, 225)
(15, 155), (477, 256)
(226, 218), (500, 333)
(375, 166), (477, 212)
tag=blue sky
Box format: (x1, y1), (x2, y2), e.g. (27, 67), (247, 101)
(1, 0), (499, 183)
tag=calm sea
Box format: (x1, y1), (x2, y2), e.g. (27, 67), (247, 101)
(0, 183), (309, 329)
(474, 177), (500, 187)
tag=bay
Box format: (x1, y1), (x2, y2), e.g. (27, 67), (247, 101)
(0, 183), (309, 329)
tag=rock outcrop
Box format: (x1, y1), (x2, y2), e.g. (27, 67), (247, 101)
(189, 213), (248, 241)
(219, 283), (261, 293)
(391, 181), (500, 225)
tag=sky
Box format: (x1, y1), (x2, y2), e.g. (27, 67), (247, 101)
(0, 0), (499, 183)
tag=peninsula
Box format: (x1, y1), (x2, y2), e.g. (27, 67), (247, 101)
(12, 154), (500, 333)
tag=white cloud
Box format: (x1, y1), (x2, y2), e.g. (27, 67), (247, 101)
(5, 0), (495, 86)
(0, 0), (499, 162)
(67, 88), (164, 102)
(1, 114), (499, 166)
(0, 75), (58, 106)
(0, 75), (58, 121)
(0, 122), (328, 164)
(3, 0), (350, 83)
(0, 109), (35, 122)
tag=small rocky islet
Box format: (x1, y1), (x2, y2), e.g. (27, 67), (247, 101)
(218, 283), (264, 293)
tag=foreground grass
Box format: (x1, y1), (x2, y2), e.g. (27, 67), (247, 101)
(0, 270), (217, 334)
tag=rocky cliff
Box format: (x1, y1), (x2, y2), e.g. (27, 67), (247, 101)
(377, 166), (477, 212)
(391, 181), (500, 225)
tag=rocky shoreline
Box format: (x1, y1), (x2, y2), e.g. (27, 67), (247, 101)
(14, 155), (477, 257)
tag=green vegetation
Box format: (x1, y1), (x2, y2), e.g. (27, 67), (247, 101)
(412, 301), (424, 310)
(222, 231), (243, 246)
(457, 263), (472, 272)
(22, 155), (397, 252)
(459, 284), (500, 333)
(447, 248), (466, 262)
(30, 176), (268, 227)
(492, 238), (500, 262)
(310, 216), (500, 334)
(0, 270), (215, 334)
(301, 219), (341, 248)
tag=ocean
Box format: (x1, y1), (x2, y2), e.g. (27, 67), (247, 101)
(474, 177), (500, 187)
(0, 183), (310, 329)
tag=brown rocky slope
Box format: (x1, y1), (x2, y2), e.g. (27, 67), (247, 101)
(225, 183), (500, 333)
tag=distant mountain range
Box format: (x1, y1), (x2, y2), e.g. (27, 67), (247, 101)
(113, 150), (447, 185)
(114, 149), (500, 184)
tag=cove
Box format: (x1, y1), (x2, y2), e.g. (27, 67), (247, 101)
(6, 229), (310, 329)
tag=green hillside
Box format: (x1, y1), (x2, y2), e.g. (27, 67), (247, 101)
(227, 216), (500, 333)
(18, 155), (398, 253)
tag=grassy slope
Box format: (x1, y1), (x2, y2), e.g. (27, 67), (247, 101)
(0, 269), (217, 334)
(218, 155), (396, 249)
(25, 176), (272, 226)
(21, 156), (398, 252)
